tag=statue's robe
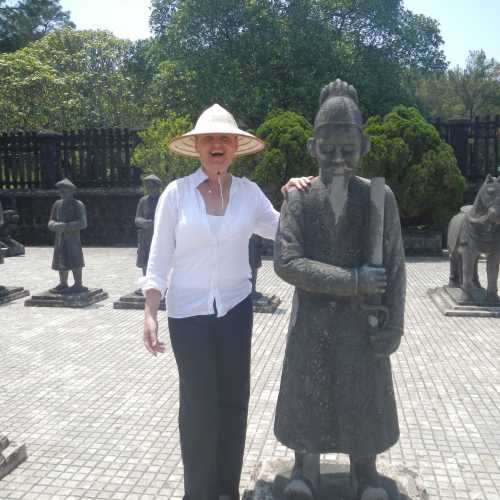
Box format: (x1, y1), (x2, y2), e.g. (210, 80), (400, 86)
(49, 198), (87, 271)
(273, 176), (406, 457)
(135, 195), (159, 270)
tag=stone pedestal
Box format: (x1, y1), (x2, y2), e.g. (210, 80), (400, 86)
(252, 294), (281, 314)
(429, 286), (500, 317)
(0, 286), (30, 306)
(243, 459), (428, 500)
(0, 435), (27, 480)
(25, 288), (108, 308)
(114, 291), (166, 310)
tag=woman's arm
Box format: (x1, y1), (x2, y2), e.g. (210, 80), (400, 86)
(141, 182), (178, 356)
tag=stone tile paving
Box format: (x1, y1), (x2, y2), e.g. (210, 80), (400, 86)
(0, 248), (499, 500)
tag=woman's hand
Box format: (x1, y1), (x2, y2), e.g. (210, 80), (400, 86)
(281, 176), (315, 195)
(143, 288), (166, 356)
(143, 314), (166, 356)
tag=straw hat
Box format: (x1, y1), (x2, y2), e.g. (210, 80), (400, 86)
(169, 104), (264, 157)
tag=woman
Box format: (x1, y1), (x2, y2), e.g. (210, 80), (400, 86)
(141, 104), (310, 500)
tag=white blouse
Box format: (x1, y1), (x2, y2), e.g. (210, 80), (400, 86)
(141, 167), (280, 318)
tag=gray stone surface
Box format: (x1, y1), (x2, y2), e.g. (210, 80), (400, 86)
(25, 288), (108, 308)
(429, 285), (500, 317)
(0, 249), (500, 499)
(0, 436), (28, 481)
(244, 458), (428, 500)
(113, 291), (166, 311)
(0, 286), (29, 306)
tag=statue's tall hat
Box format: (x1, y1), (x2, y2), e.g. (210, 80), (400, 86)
(314, 79), (363, 130)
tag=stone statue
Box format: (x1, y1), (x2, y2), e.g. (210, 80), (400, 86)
(135, 175), (162, 277)
(0, 201), (4, 266)
(249, 234), (263, 298)
(273, 80), (406, 500)
(448, 174), (500, 304)
(48, 178), (88, 294)
(0, 207), (25, 257)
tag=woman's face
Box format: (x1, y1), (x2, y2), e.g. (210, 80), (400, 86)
(195, 134), (238, 175)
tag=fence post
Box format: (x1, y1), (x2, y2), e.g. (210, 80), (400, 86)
(37, 130), (62, 189)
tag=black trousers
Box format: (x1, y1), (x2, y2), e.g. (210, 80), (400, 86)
(168, 295), (253, 500)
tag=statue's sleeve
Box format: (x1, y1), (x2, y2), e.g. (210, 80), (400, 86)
(47, 202), (58, 232)
(135, 197), (151, 229)
(66, 202), (87, 231)
(382, 187), (406, 337)
(274, 190), (357, 297)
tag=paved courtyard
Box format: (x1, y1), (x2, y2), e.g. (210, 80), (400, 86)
(1, 247), (500, 500)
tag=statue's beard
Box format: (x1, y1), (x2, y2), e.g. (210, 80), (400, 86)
(327, 175), (349, 222)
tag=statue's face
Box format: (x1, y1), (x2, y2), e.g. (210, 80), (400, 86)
(58, 187), (74, 200)
(308, 124), (368, 186)
(144, 181), (160, 196)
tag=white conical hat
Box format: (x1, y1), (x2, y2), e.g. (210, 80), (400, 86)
(169, 104), (265, 157)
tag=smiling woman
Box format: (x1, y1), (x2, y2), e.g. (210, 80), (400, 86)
(139, 103), (311, 500)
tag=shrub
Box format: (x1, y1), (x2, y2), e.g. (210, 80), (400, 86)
(132, 113), (197, 184)
(237, 110), (317, 208)
(361, 105), (465, 227)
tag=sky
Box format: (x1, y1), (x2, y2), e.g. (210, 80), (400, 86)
(59, 0), (500, 68)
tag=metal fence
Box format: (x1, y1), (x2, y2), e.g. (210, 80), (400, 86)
(431, 115), (500, 183)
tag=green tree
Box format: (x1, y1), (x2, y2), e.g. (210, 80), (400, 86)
(407, 50), (500, 120)
(0, 28), (141, 132)
(0, 0), (74, 52)
(449, 50), (500, 119)
(361, 105), (465, 226)
(146, 0), (446, 125)
(131, 113), (197, 184)
(241, 109), (317, 208)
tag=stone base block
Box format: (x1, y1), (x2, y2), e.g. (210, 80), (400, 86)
(429, 286), (500, 317)
(25, 288), (108, 308)
(244, 458), (427, 500)
(253, 294), (281, 314)
(0, 286), (30, 305)
(0, 435), (28, 480)
(113, 291), (166, 311)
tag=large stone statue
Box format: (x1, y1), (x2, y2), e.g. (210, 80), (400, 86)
(48, 178), (87, 294)
(273, 80), (406, 500)
(135, 175), (162, 277)
(448, 175), (500, 304)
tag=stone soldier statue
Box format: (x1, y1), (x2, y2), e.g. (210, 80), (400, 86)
(273, 80), (406, 500)
(48, 179), (88, 294)
(0, 201), (4, 266)
(135, 175), (162, 277)
(249, 234), (263, 298)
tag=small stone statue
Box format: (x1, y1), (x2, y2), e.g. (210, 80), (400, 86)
(0, 201), (5, 266)
(135, 175), (162, 277)
(0, 207), (25, 257)
(48, 178), (88, 294)
(249, 234), (263, 298)
(273, 80), (406, 500)
(448, 174), (500, 304)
